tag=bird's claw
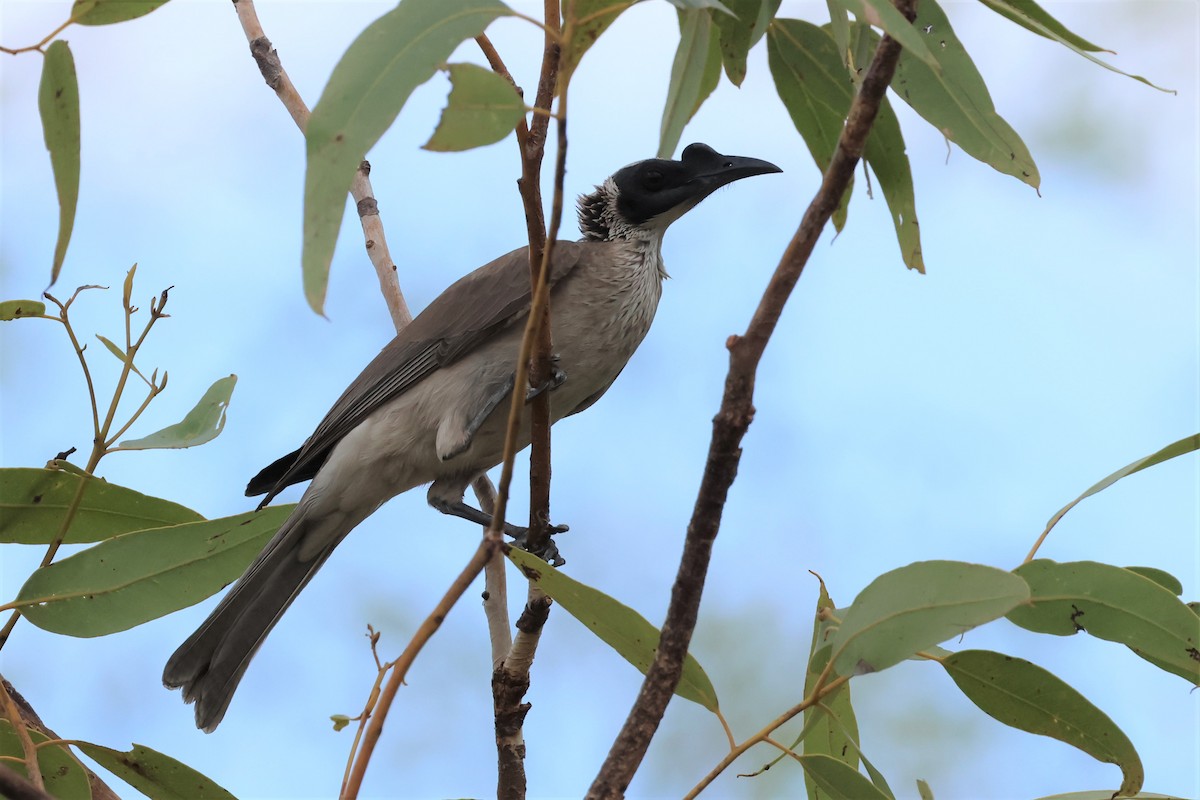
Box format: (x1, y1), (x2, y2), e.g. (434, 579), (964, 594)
(509, 522), (568, 567)
(525, 355), (566, 402)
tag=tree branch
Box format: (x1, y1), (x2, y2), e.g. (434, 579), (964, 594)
(232, 0), (411, 330)
(585, 3), (917, 796)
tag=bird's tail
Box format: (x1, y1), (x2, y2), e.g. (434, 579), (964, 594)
(162, 507), (343, 732)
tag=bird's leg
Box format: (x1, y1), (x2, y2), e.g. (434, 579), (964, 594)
(525, 353), (566, 401)
(427, 493), (568, 566)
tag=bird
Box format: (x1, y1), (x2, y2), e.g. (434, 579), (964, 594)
(163, 142), (781, 732)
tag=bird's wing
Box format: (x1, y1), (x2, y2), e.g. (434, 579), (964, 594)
(248, 242), (587, 504)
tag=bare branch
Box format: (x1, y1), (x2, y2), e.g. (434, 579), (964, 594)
(586, 2), (917, 796)
(231, 0), (410, 331)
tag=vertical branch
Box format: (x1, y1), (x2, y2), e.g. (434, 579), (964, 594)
(585, 2), (916, 796)
(519, 0), (563, 555)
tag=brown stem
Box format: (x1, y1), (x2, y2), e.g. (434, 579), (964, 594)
(585, 4), (916, 796)
(341, 540), (497, 799)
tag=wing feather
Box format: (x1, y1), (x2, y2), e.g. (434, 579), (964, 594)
(250, 242), (586, 504)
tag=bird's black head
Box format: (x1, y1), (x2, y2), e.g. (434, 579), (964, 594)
(613, 143), (781, 227)
(578, 143), (781, 240)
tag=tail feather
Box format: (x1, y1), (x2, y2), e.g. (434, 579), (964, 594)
(163, 511), (341, 732)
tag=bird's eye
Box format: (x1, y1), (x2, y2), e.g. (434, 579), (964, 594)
(643, 169), (665, 190)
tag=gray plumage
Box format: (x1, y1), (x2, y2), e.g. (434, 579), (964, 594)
(163, 143), (780, 732)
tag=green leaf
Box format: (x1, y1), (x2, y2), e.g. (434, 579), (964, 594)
(658, 9), (722, 159)
(38, 40), (81, 286)
(804, 580), (860, 798)
(941, 650), (1143, 796)
(796, 753), (891, 800)
(0, 467), (204, 544)
(72, 0), (171, 25)
(710, 0), (766, 85)
(891, 0), (1039, 188)
(846, 25), (923, 272)
(1124, 566), (1183, 596)
(1008, 561), (1200, 685)
(828, 0), (938, 69)
(0, 299), (47, 320)
(1034, 793), (1184, 800)
(13, 505), (294, 636)
(666, 0), (733, 12)
(916, 779), (935, 800)
(830, 561), (1030, 677)
(977, 1), (1171, 93)
(1034, 434), (1199, 552)
(116, 375), (236, 450)
(422, 63), (525, 152)
(303, 0), (512, 315)
(825, 0), (851, 65)
(766, 19), (853, 232)
(77, 742), (237, 800)
(507, 547), (719, 712)
(563, 0), (635, 79)
(96, 333), (128, 362)
(976, 0), (1104, 52)
(0, 721), (92, 800)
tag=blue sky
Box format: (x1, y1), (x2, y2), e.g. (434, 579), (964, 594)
(1, 1), (1197, 798)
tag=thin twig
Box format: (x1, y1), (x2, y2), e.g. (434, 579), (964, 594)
(0, 679), (42, 792)
(341, 540), (498, 799)
(0, 18), (73, 56)
(682, 675), (851, 799)
(585, 2), (916, 796)
(0, 680), (120, 800)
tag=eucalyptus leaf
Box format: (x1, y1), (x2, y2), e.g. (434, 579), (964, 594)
(77, 742), (237, 800)
(766, 19), (853, 232)
(804, 579), (860, 796)
(711, 0), (760, 85)
(847, 26), (923, 272)
(117, 374), (236, 450)
(1008, 561), (1200, 685)
(942, 650), (1143, 796)
(830, 561), (1029, 677)
(890, 0), (1039, 188)
(563, 0), (635, 78)
(977, 0), (1170, 92)
(1124, 566), (1183, 596)
(304, 0), (512, 314)
(507, 547), (719, 712)
(769, 19), (922, 263)
(14, 505), (294, 637)
(0, 299), (47, 320)
(1035, 434), (1199, 551)
(975, 0), (1104, 51)
(797, 753), (891, 800)
(423, 63), (525, 152)
(72, 0), (171, 25)
(666, 0), (733, 12)
(38, 40), (80, 286)
(829, 0), (937, 68)
(0, 467), (203, 544)
(0, 721), (91, 800)
(659, 9), (722, 158)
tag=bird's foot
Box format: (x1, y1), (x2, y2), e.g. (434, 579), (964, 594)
(525, 354), (566, 401)
(510, 521), (568, 567)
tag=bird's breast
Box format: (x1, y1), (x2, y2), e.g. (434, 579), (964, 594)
(546, 240), (665, 413)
